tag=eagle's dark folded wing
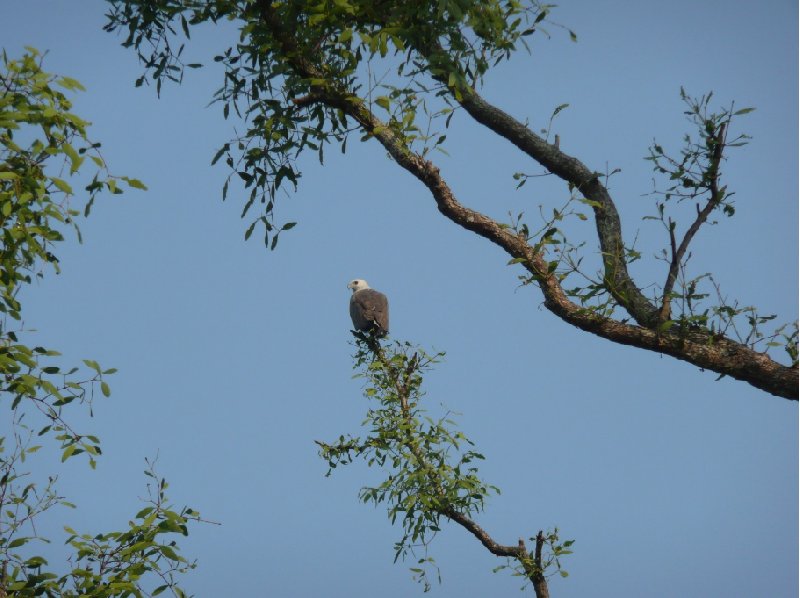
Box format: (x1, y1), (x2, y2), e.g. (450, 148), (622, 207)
(350, 289), (389, 336)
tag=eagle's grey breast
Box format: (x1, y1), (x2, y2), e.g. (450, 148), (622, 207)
(347, 279), (389, 337)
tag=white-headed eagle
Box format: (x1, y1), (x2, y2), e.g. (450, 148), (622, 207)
(347, 279), (389, 337)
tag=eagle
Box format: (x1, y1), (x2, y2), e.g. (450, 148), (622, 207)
(347, 279), (389, 337)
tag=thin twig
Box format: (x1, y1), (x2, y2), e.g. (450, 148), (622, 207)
(659, 122), (727, 321)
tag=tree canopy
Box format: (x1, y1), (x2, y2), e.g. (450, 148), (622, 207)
(105, 0), (797, 398)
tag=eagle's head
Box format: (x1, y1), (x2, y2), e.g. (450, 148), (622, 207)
(347, 279), (370, 293)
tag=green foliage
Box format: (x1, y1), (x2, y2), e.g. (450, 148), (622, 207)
(2, 457), (198, 598)
(644, 90), (797, 356)
(0, 46), (133, 465)
(103, 0), (556, 246)
(318, 337), (566, 591)
(513, 87), (796, 362)
(493, 530), (574, 586)
(319, 339), (495, 588)
(1, 49), (196, 597)
(645, 88), (747, 217)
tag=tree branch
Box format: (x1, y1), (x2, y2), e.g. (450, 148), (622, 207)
(417, 42), (661, 327)
(368, 342), (551, 596)
(290, 92), (323, 108)
(534, 531), (550, 598)
(659, 122), (727, 321)
(444, 508), (549, 598)
(344, 104), (796, 397)
(457, 90), (660, 325)
(256, 2), (798, 400)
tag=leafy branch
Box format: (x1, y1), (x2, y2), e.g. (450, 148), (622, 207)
(1, 49), (199, 597)
(643, 90), (795, 359)
(317, 336), (570, 596)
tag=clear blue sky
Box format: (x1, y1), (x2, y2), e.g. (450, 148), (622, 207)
(2, 1), (797, 596)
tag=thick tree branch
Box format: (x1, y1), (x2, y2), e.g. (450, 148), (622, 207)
(290, 92), (323, 107)
(534, 531), (550, 598)
(364, 113), (797, 398)
(343, 106), (797, 398)
(417, 43), (661, 327)
(455, 89), (660, 326)
(442, 507), (525, 558)
(256, 3), (797, 400)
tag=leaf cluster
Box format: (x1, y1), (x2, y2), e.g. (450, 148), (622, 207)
(0, 47), (135, 467)
(646, 88), (749, 217)
(1, 49), (196, 598)
(103, 0), (555, 246)
(493, 529), (574, 585)
(641, 90), (795, 356)
(2, 459), (199, 598)
(318, 338), (522, 589)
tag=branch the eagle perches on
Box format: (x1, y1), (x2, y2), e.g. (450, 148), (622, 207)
(316, 335), (564, 596)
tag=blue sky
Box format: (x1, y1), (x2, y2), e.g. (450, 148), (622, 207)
(2, 1), (797, 596)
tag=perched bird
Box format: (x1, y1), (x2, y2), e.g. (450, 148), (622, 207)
(347, 279), (389, 337)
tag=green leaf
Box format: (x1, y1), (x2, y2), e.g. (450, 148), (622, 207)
(57, 76), (86, 91)
(83, 359), (102, 373)
(62, 143), (84, 174)
(578, 198), (602, 208)
(160, 545), (181, 561)
(52, 177), (73, 194)
(211, 144), (229, 165)
(124, 177), (148, 190)
(100, 381), (111, 397)
(136, 506), (155, 519)
(61, 444), (77, 462)
(244, 221), (256, 240)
